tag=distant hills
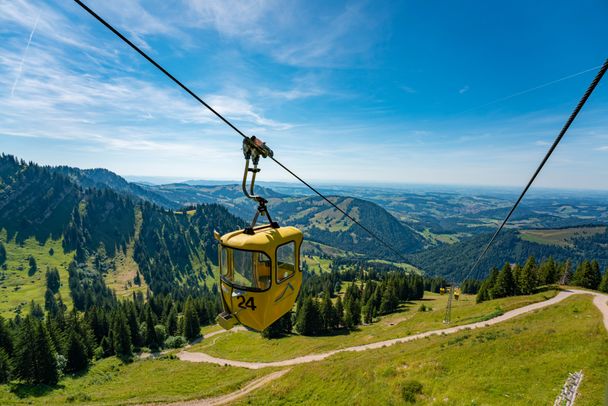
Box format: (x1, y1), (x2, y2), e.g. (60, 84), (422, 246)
(2, 152), (607, 316)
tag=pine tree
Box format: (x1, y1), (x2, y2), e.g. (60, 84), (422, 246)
(45, 288), (59, 315)
(125, 303), (143, 348)
(490, 263), (515, 299)
(0, 348), (11, 384)
(573, 260), (602, 290)
(65, 331), (89, 373)
(589, 260), (602, 290)
(182, 300), (201, 341)
(518, 257), (538, 295)
(295, 296), (322, 336)
(539, 257), (558, 285)
(111, 311), (132, 361)
(145, 308), (160, 350)
(45, 268), (61, 293)
(28, 256), (38, 276)
(29, 300), (44, 320)
(166, 307), (178, 336)
(261, 311), (292, 339)
(363, 300), (374, 324)
(334, 296), (344, 328)
(0, 242), (6, 265)
(320, 292), (336, 332)
(14, 317), (58, 384)
(599, 269), (608, 293)
(379, 284), (399, 315)
(0, 316), (13, 356)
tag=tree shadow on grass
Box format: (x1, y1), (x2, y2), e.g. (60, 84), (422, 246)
(10, 382), (64, 398)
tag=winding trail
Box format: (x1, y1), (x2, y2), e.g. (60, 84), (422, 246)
(148, 370), (290, 406)
(178, 289), (608, 370)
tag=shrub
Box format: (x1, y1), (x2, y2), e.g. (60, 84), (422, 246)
(164, 336), (187, 349)
(401, 380), (423, 403)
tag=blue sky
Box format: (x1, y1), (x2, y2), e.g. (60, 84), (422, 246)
(1, 0), (607, 188)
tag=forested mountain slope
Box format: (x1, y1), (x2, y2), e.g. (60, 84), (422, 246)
(0, 154), (244, 317)
(409, 227), (608, 280)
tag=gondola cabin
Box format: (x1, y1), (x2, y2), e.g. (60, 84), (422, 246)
(216, 224), (303, 332)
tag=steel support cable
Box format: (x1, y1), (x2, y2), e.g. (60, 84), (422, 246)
(459, 58), (608, 286)
(270, 156), (409, 261)
(72, 0), (409, 262)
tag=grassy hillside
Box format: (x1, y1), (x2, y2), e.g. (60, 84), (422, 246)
(520, 226), (606, 247)
(236, 294), (608, 405)
(0, 230), (73, 318)
(189, 290), (557, 362)
(0, 356), (265, 405)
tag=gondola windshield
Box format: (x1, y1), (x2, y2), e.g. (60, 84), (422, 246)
(220, 246), (271, 291)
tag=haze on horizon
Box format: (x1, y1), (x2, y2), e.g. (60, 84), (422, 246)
(1, 0), (608, 189)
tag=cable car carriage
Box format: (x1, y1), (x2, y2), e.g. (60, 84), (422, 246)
(215, 137), (303, 332)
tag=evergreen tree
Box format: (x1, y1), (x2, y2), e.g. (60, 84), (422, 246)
(538, 257), (558, 285)
(125, 303), (143, 348)
(379, 284), (399, 315)
(145, 308), (160, 350)
(45, 288), (59, 315)
(111, 311), (132, 361)
(14, 317), (58, 384)
(28, 256), (38, 276)
(320, 292), (336, 332)
(261, 311), (292, 339)
(599, 269), (608, 293)
(363, 300), (374, 324)
(0, 348), (11, 384)
(65, 331), (89, 373)
(334, 296), (344, 328)
(29, 300), (44, 320)
(100, 336), (112, 357)
(0, 242), (6, 265)
(295, 296), (322, 336)
(518, 257), (538, 295)
(45, 268), (61, 293)
(490, 263), (516, 299)
(573, 260), (602, 290)
(590, 260), (602, 290)
(511, 264), (522, 295)
(182, 299), (201, 341)
(0, 316), (13, 356)
(166, 307), (178, 336)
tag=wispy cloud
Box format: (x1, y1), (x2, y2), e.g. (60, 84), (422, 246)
(0, 0), (290, 158)
(180, 0), (386, 67)
(459, 85), (470, 94)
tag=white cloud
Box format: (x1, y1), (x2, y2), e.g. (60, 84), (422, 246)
(0, 0), (290, 159)
(180, 0), (385, 67)
(459, 85), (470, 94)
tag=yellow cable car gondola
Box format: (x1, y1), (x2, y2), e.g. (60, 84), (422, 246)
(216, 136), (303, 332)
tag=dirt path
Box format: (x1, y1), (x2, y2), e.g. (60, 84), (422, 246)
(144, 369), (290, 406)
(179, 289), (608, 370)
